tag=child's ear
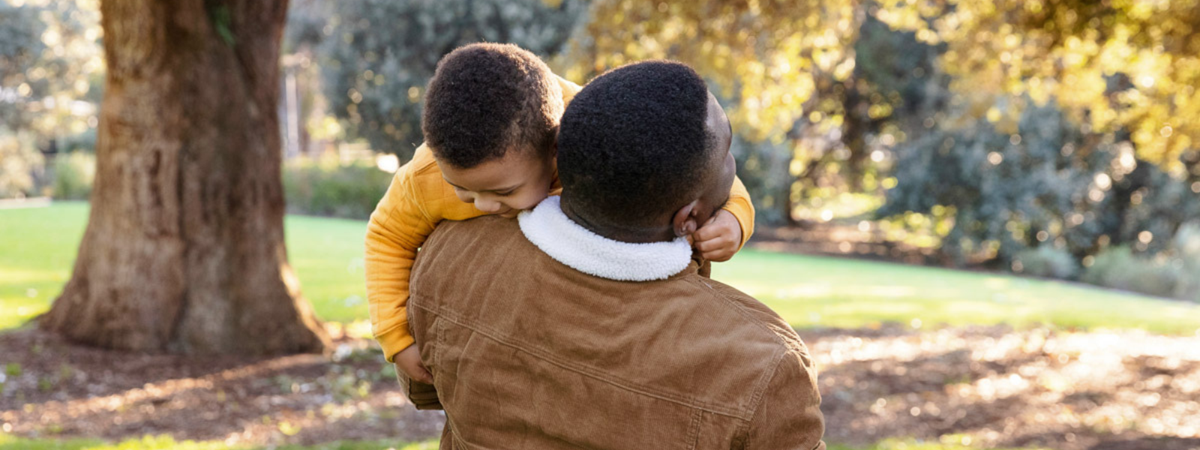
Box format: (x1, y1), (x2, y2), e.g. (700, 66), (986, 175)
(672, 200), (700, 237)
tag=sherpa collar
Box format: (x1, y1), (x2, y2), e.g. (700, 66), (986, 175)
(517, 196), (692, 282)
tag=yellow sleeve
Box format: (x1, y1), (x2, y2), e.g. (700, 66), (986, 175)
(722, 175), (756, 249)
(365, 144), (484, 362)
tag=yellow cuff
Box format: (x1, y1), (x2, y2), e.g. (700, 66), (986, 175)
(377, 325), (415, 363)
(721, 200), (756, 250)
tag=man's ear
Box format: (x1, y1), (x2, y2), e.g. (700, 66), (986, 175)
(672, 200), (700, 237)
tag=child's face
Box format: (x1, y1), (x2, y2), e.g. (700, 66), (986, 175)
(439, 149), (557, 218)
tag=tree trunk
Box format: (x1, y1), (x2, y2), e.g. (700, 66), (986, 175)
(39, 0), (330, 355)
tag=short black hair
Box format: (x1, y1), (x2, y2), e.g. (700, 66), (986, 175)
(557, 60), (716, 230)
(422, 43), (563, 168)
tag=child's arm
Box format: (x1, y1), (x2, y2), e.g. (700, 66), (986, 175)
(365, 155), (437, 365)
(694, 175), (755, 261)
(723, 175), (755, 248)
(366, 145), (481, 359)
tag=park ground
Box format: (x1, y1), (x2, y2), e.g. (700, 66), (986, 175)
(3, 203), (1200, 449)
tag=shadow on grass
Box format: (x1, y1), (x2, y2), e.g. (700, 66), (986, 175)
(0, 329), (444, 445)
(801, 325), (1200, 450)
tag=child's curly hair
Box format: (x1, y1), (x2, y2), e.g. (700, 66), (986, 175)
(422, 43), (563, 168)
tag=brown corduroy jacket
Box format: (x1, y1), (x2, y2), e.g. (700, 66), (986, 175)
(405, 215), (825, 450)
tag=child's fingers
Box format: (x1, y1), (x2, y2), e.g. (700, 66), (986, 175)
(396, 346), (434, 384)
(694, 237), (722, 253)
(413, 365), (434, 384)
(701, 246), (735, 262)
(694, 221), (730, 242)
(693, 225), (720, 242)
(696, 235), (737, 254)
(401, 360), (433, 384)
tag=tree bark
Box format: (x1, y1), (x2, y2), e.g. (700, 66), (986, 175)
(39, 0), (330, 355)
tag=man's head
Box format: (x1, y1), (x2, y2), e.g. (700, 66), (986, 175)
(423, 43), (563, 218)
(557, 61), (735, 242)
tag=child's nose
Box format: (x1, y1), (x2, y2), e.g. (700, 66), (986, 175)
(474, 198), (502, 213)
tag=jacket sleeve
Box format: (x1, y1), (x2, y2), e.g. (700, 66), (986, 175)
(744, 349), (826, 450)
(722, 175), (756, 250)
(365, 153), (439, 362)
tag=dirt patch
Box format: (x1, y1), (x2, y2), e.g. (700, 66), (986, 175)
(3, 326), (1200, 449)
(0, 329), (443, 446)
(811, 325), (1200, 450)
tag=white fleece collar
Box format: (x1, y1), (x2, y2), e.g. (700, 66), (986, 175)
(518, 196), (692, 282)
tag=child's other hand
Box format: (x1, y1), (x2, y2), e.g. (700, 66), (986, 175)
(693, 209), (742, 262)
(394, 345), (433, 384)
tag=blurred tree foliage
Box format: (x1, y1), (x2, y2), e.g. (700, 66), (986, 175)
(290, 0), (587, 160)
(875, 0), (1200, 267)
(876, 0), (1200, 176)
(0, 0), (102, 139)
(0, 3), (45, 130)
(0, 0), (102, 197)
(564, 0), (860, 143)
(572, 0), (1200, 271)
(883, 102), (1122, 266)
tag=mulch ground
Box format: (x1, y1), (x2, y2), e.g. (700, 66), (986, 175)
(2, 325), (1199, 449)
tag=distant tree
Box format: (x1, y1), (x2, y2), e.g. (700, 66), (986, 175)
(881, 100), (1200, 268)
(876, 0), (1200, 175)
(568, 1), (945, 224)
(0, 1), (103, 197)
(0, 4), (45, 130)
(572, 0), (1200, 237)
(566, 0), (859, 143)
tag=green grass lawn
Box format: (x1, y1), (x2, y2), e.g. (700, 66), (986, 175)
(0, 202), (370, 330)
(3, 202), (1200, 335)
(715, 247), (1200, 335)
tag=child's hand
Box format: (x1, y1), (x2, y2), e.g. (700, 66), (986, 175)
(394, 345), (433, 384)
(693, 209), (742, 262)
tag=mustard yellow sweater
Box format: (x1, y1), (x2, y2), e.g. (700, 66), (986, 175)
(365, 77), (756, 361)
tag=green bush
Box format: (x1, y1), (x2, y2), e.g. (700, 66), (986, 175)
(0, 135), (40, 198)
(37, 153), (393, 220)
(1081, 244), (1196, 301)
(282, 158), (392, 220)
(1171, 223), (1200, 302)
(1013, 245), (1078, 280)
(882, 100), (1200, 269)
(52, 151), (96, 200)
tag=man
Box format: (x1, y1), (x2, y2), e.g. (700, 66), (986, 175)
(405, 61), (825, 449)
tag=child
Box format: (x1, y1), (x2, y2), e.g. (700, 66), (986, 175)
(365, 43), (756, 385)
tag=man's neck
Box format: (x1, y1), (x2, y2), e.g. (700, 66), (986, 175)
(559, 196), (677, 244)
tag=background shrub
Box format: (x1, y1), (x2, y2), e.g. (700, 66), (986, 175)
(52, 151), (95, 201)
(1171, 223), (1200, 302)
(282, 158), (392, 220)
(1013, 246), (1078, 280)
(1081, 243), (1198, 302)
(0, 136), (41, 198)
